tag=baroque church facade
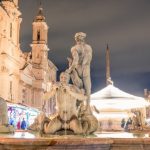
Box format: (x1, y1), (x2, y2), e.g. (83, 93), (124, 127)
(0, 0), (57, 113)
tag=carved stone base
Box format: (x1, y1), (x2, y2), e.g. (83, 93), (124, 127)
(1, 136), (150, 150)
(0, 125), (14, 133)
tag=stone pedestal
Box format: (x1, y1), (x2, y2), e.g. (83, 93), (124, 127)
(0, 136), (150, 150)
(0, 125), (14, 133)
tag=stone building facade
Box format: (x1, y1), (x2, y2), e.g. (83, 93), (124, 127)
(0, 0), (57, 113)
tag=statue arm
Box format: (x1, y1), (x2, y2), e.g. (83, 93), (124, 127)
(69, 48), (79, 71)
(43, 85), (58, 101)
(42, 87), (57, 112)
(65, 86), (87, 101)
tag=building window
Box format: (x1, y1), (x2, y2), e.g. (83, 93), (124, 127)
(10, 23), (12, 38)
(37, 30), (40, 41)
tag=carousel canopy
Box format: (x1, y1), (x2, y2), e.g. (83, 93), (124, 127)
(91, 85), (149, 110)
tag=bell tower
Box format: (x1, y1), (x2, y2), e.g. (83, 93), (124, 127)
(31, 6), (49, 67)
(30, 6), (50, 109)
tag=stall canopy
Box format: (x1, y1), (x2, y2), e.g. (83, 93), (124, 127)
(91, 85), (150, 110)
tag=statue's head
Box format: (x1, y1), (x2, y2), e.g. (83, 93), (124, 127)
(60, 71), (70, 83)
(74, 32), (86, 43)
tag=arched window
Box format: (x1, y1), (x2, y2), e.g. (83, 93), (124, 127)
(37, 30), (40, 41)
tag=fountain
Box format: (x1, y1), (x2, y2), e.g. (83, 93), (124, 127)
(1, 33), (150, 150)
(29, 32), (98, 135)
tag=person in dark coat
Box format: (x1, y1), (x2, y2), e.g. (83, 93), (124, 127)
(121, 118), (125, 128)
(21, 118), (26, 130)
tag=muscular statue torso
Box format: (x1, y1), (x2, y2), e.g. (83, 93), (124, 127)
(44, 81), (86, 122)
(71, 44), (92, 67)
(55, 84), (78, 121)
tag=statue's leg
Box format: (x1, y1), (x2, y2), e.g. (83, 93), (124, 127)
(83, 76), (91, 112)
(69, 118), (83, 134)
(44, 117), (62, 134)
(82, 115), (98, 134)
(83, 67), (91, 105)
(71, 69), (83, 89)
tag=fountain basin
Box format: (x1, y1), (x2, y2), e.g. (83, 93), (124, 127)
(0, 131), (150, 149)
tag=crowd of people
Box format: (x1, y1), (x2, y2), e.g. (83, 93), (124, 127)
(9, 117), (27, 130)
(121, 115), (142, 131)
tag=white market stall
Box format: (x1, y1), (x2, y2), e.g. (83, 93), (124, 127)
(91, 84), (150, 131)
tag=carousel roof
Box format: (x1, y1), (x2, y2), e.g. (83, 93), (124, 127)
(90, 84), (149, 110)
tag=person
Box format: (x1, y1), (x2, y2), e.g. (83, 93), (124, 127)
(21, 118), (26, 130)
(126, 117), (132, 130)
(9, 117), (14, 126)
(42, 71), (88, 134)
(121, 118), (125, 128)
(17, 118), (21, 129)
(67, 32), (93, 107)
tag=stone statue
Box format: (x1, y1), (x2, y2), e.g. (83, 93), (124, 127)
(41, 71), (88, 134)
(78, 102), (98, 134)
(29, 33), (98, 135)
(66, 32), (98, 133)
(0, 97), (14, 133)
(67, 32), (92, 107)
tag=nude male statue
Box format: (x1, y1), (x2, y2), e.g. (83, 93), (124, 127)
(42, 71), (87, 134)
(67, 32), (92, 106)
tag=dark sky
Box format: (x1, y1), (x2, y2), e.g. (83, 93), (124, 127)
(19, 0), (150, 96)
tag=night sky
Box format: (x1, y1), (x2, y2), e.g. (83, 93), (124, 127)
(19, 0), (150, 96)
